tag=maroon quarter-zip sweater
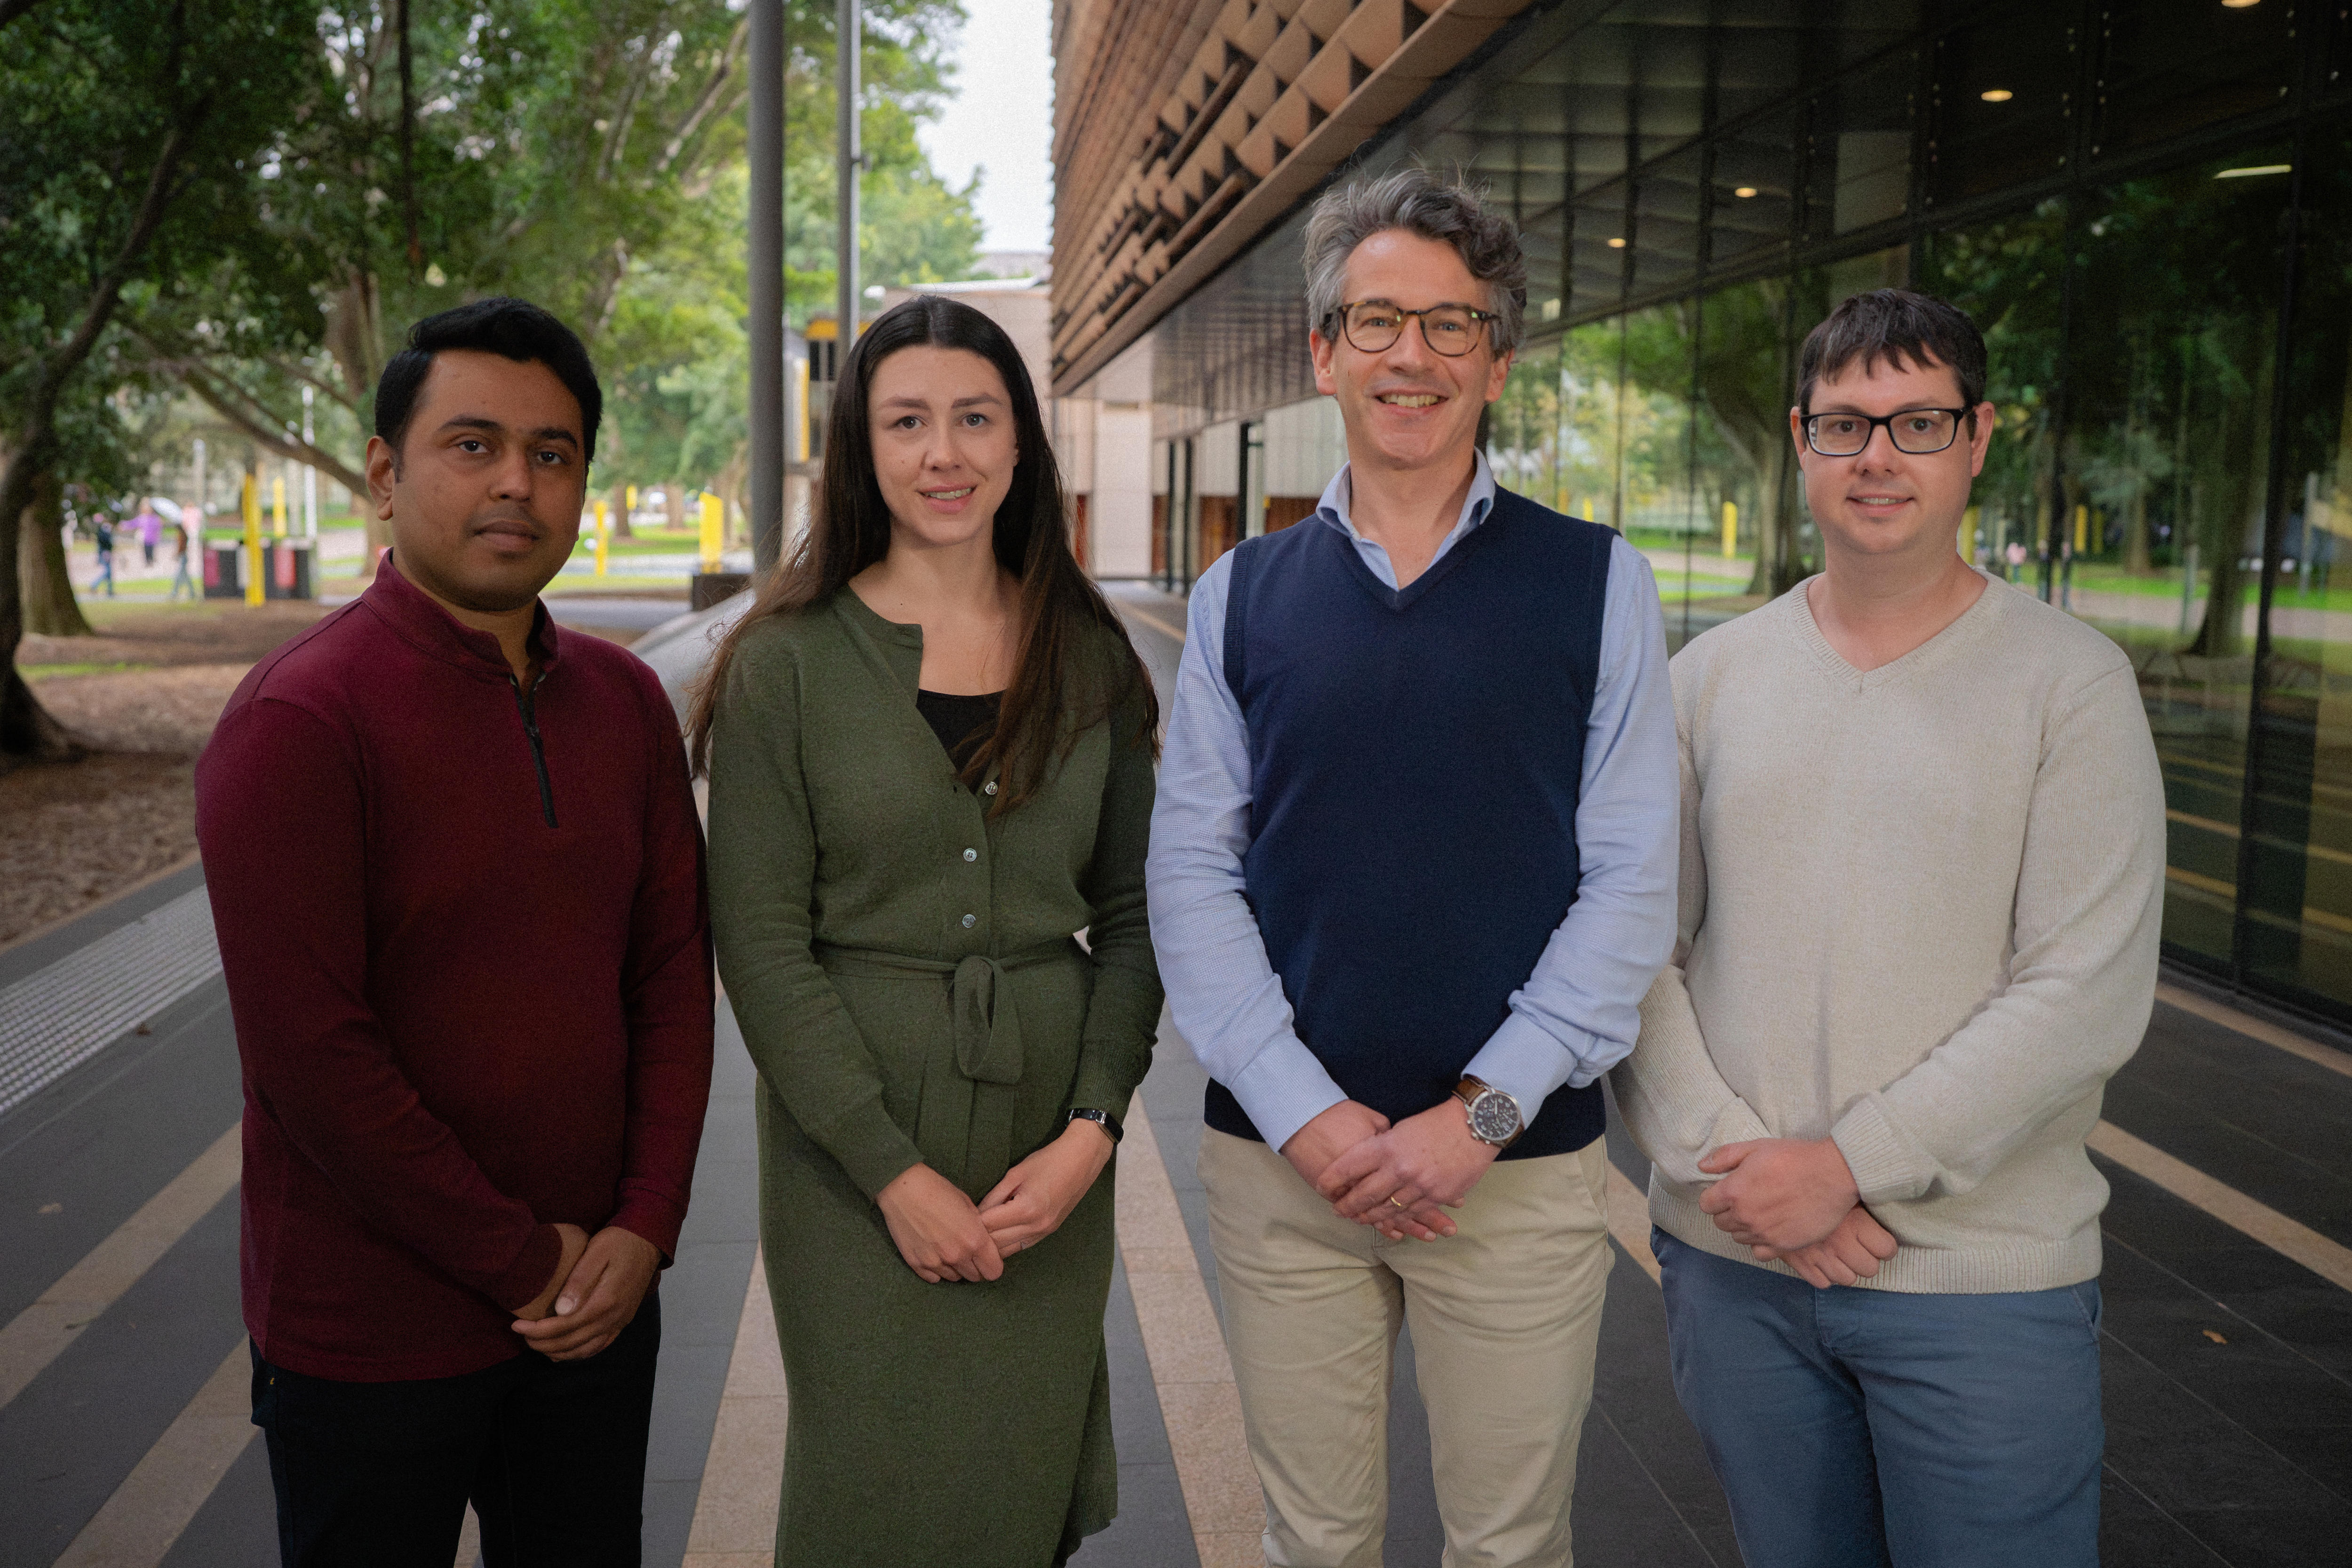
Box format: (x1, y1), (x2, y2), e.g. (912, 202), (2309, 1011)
(195, 553), (713, 1381)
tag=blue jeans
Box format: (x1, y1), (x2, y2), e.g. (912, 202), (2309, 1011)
(1653, 1228), (2102, 1568)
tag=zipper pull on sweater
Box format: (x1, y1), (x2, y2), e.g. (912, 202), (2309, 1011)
(509, 674), (558, 828)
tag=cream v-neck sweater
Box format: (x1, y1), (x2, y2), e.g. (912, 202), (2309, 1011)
(1612, 572), (2166, 1293)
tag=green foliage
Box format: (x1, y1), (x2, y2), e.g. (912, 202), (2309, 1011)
(10, 0), (987, 530)
(0, 0), (323, 490)
(781, 0), (979, 322)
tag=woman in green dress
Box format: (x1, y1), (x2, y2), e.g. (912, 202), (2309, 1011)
(689, 294), (1163, 1567)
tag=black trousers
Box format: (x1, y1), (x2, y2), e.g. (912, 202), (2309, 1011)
(251, 1292), (660, 1567)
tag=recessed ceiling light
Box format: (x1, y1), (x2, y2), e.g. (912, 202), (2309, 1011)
(1606, 236), (1627, 248)
(2221, 0), (2261, 9)
(1980, 88), (2014, 103)
(1733, 186), (1758, 199)
(2214, 163), (2292, 178)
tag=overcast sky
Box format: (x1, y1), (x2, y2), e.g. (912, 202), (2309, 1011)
(915, 0), (1055, 255)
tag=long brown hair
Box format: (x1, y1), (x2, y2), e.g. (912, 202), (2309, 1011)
(686, 294), (1158, 811)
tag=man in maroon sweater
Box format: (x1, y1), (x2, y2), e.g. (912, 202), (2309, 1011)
(196, 298), (713, 1567)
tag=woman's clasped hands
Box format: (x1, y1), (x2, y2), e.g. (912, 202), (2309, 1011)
(875, 1119), (1118, 1283)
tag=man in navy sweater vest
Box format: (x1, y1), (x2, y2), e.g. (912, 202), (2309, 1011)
(1148, 170), (1677, 1565)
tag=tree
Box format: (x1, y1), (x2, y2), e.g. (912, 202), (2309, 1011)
(117, 1), (757, 571)
(0, 0), (320, 765)
(124, 0), (980, 564)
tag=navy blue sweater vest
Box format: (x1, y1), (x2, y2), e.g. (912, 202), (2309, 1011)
(1207, 488), (1615, 1161)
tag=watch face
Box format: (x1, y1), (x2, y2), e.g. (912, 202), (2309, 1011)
(1469, 1090), (1520, 1144)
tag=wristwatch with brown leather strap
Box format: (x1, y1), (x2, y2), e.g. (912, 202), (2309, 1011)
(1452, 1075), (1524, 1149)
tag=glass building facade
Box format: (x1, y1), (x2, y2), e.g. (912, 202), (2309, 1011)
(1140, 0), (2352, 1025)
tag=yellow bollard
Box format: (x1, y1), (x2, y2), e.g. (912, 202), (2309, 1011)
(699, 493), (723, 574)
(1583, 499), (1595, 524)
(1721, 500), (1738, 558)
(1963, 505), (1980, 562)
(793, 358), (811, 463)
(242, 475), (265, 606)
(271, 476), (287, 538)
(625, 485), (637, 528)
(593, 499), (609, 578)
(2073, 504), (2089, 554)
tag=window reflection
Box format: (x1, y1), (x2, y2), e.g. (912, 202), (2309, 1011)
(1695, 279), (1801, 618)
(2246, 119), (2352, 1010)
(1709, 109), (1797, 270)
(1804, 56), (1915, 242)
(1136, 0), (2352, 1023)
(1926, 7), (2076, 206)
(2092, 0), (2295, 160)
(2071, 155), (2288, 964)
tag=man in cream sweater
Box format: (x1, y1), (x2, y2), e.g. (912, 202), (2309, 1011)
(1612, 287), (2164, 1567)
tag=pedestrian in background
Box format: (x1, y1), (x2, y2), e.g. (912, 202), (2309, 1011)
(692, 294), (1163, 1568)
(1613, 289), (2164, 1567)
(168, 517), (195, 601)
(91, 514), (116, 597)
(133, 498), (162, 567)
(1147, 167), (1678, 1567)
(197, 298), (713, 1567)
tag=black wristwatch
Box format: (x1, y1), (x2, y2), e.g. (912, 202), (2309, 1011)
(1068, 1107), (1123, 1145)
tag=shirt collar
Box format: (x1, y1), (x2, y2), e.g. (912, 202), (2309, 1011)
(1314, 449), (1498, 551)
(364, 548), (561, 682)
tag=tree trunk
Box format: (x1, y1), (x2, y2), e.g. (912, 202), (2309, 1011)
(2185, 321), (2271, 660)
(715, 447), (749, 545)
(0, 450), (81, 772)
(19, 468), (92, 637)
(664, 484), (685, 531)
(609, 479), (634, 539)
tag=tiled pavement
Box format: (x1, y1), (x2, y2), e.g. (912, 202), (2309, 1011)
(1, 587), (2348, 1565)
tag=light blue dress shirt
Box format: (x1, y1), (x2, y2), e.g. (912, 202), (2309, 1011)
(1144, 452), (1681, 1154)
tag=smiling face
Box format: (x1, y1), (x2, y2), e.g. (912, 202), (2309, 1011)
(866, 344), (1020, 553)
(1310, 228), (1513, 478)
(366, 350), (587, 612)
(1793, 351), (1995, 565)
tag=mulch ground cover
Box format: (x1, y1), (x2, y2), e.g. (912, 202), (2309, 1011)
(2, 597), (634, 947)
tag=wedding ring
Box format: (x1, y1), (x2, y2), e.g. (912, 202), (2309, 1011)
(1388, 1194), (1410, 1210)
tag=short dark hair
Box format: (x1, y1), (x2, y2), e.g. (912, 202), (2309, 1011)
(1797, 288), (1987, 414)
(373, 297), (603, 465)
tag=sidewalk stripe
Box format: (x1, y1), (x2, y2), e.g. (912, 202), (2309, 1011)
(0, 885), (222, 1116)
(1117, 605), (1189, 644)
(1604, 1162), (1661, 1284)
(1118, 1089), (1265, 1568)
(0, 1122), (241, 1409)
(681, 1247), (787, 1568)
(2155, 981), (2352, 1081)
(2089, 1120), (2352, 1293)
(50, 1339), (255, 1568)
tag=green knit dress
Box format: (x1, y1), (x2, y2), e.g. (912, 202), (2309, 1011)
(705, 589), (1162, 1568)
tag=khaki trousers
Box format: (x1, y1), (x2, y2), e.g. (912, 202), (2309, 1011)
(1200, 1129), (1613, 1568)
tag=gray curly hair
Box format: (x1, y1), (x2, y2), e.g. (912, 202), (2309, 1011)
(1302, 167), (1528, 357)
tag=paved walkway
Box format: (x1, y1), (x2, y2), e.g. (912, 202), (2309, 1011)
(1, 586), (2348, 1565)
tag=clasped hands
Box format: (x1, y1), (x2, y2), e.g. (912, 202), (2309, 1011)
(1697, 1137), (1899, 1289)
(875, 1119), (1118, 1283)
(510, 1221), (661, 1361)
(1285, 1097), (1498, 1242)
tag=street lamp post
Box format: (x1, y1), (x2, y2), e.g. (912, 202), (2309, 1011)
(837, 0), (860, 360)
(302, 384), (318, 539)
(748, 0), (786, 573)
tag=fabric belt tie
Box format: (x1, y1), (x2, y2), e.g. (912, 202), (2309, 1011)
(813, 938), (1076, 1193)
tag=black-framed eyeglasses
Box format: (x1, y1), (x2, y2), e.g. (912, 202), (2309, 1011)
(1801, 407), (1969, 457)
(1331, 299), (1501, 358)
